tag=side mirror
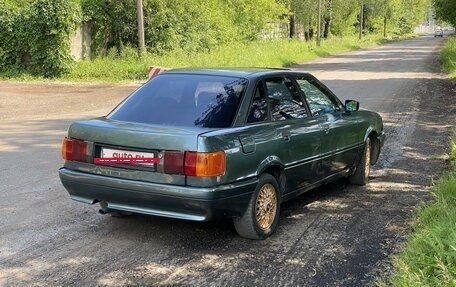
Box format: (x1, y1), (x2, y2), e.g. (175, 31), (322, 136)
(345, 100), (359, 112)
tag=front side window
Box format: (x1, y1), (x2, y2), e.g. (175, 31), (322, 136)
(108, 74), (247, 128)
(296, 77), (339, 116)
(265, 77), (308, 121)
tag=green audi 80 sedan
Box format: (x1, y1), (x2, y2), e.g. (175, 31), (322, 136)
(59, 68), (385, 239)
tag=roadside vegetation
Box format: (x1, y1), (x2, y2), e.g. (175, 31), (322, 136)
(441, 36), (456, 78)
(65, 34), (402, 82)
(380, 36), (456, 287)
(0, 0), (430, 82)
(383, 132), (456, 286)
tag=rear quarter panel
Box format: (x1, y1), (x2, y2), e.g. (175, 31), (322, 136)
(191, 124), (282, 187)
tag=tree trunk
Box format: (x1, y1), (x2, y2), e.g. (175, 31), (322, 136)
(290, 13), (296, 38)
(304, 31), (310, 41)
(136, 0), (145, 56)
(323, 0), (333, 38)
(359, 0), (364, 39)
(323, 18), (330, 38)
(383, 16), (387, 37)
(317, 0), (321, 46)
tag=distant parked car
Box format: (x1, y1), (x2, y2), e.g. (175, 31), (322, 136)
(435, 29), (443, 37)
(59, 68), (385, 239)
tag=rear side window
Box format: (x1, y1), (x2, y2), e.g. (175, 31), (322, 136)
(108, 74), (247, 128)
(247, 83), (268, 123)
(265, 77), (308, 121)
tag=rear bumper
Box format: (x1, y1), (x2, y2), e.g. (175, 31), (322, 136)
(59, 168), (256, 221)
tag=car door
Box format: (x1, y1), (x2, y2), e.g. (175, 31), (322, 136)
(294, 74), (361, 177)
(250, 76), (324, 193)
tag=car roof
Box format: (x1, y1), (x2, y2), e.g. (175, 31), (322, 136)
(162, 68), (310, 78)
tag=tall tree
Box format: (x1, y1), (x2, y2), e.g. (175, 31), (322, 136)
(289, 0), (318, 40)
(365, 0), (401, 36)
(433, 0), (456, 27)
(330, 0), (359, 36)
(397, 0), (430, 33)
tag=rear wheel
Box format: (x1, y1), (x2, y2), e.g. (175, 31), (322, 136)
(234, 174), (280, 239)
(349, 137), (371, 185)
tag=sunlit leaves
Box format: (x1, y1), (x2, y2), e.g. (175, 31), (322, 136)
(82, 0), (288, 56)
(287, 0), (430, 37)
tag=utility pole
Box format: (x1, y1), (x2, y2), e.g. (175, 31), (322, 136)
(359, 0), (364, 40)
(136, 0), (146, 56)
(317, 0), (321, 46)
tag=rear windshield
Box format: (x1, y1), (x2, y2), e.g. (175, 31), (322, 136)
(108, 74), (247, 128)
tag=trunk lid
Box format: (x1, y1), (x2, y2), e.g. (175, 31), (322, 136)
(65, 118), (216, 185)
(69, 117), (212, 150)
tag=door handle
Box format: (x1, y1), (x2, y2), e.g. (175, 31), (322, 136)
(282, 131), (291, 141)
(321, 124), (330, 134)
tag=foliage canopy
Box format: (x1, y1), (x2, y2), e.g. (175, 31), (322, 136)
(81, 0), (288, 56)
(433, 0), (456, 27)
(0, 0), (80, 77)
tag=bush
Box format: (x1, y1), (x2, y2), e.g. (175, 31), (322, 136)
(0, 0), (80, 78)
(0, 1), (21, 71)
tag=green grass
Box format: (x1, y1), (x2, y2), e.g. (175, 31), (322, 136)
(383, 135), (456, 287)
(61, 34), (405, 82)
(441, 36), (456, 79)
(0, 33), (415, 82)
(382, 37), (456, 286)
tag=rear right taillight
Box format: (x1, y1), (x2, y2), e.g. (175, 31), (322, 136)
(184, 151), (225, 177)
(61, 137), (89, 162)
(162, 150), (226, 177)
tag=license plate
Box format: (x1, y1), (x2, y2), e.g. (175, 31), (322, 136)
(97, 148), (157, 166)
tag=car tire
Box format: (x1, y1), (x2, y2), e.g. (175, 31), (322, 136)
(233, 173), (280, 240)
(349, 137), (371, 185)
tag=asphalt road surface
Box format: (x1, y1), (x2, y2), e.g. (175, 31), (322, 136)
(1, 35), (456, 287)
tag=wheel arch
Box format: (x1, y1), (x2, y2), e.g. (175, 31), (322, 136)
(364, 128), (381, 165)
(256, 158), (286, 200)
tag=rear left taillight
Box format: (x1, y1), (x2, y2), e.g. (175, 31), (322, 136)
(61, 137), (89, 162)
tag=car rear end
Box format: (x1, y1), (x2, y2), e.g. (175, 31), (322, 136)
(435, 29), (443, 37)
(59, 72), (256, 221)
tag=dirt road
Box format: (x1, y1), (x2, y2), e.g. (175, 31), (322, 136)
(1, 36), (455, 287)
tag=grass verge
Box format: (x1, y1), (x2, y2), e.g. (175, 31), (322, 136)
(381, 35), (456, 287)
(63, 34), (406, 82)
(441, 36), (456, 79)
(383, 134), (456, 287)
(0, 33), (411, 83)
